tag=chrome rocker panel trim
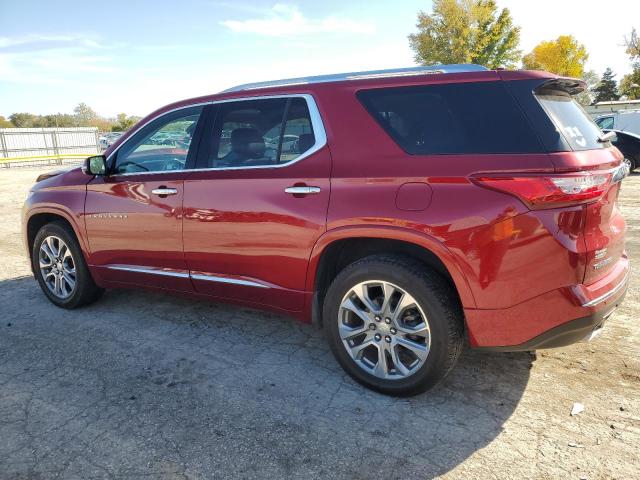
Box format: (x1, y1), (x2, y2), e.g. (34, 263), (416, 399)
(105, 265), (271, 289)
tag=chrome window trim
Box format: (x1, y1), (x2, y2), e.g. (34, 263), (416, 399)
(107, 94), (327, 176)
(581, 268), (630, 308)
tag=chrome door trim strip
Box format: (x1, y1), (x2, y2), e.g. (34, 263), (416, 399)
(105, 264), (272, 289)
(581, 268), (629, 307)
(106, 264), (190, 278)
(106, 94), (327, 177)
(190, 272), (271, 289)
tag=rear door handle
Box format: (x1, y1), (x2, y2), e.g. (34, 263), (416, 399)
(151, 187), (178, 196)
(284, 186), (321, 195)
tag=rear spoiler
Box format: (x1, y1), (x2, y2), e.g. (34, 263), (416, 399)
(534, 78), (586, 96)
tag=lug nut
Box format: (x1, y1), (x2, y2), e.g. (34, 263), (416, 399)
(369, 323), (376, 330)
(384, 336), (391, 343)
(375, 316), (381, 322)
(374, 333), (381, 341)
(390, 328), (397, 335)
(385, 318), (391, 324)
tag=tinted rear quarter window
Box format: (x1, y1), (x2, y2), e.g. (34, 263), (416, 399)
(535, 90), (606, 151)
(357, 81), (542, 155)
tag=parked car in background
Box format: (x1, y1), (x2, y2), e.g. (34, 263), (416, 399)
(98, 132), (123, 151)
(23, 65), (629, 395)
(605, 129), (640, 171)
(595, 110), (640, 136)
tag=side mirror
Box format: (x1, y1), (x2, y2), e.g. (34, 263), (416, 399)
(82, 155), (107, 176)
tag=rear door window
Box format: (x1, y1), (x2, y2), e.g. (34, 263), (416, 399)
(535, 90), (606, 151)
(357, 81), (543, 155)
(208, 97), (316, 169)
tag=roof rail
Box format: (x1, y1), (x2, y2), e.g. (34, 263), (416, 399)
(222, 64), (488, 93)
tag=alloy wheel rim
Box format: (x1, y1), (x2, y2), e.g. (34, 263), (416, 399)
(39, 236), (76, 299)
(623, 158), (632, 170)
(338, 280), (431, 380)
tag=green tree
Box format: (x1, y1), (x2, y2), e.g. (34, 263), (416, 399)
(522, 35), (588, 78)
(73, 103), (98, 126)
(621, 28), (640, 100)
(408, 0), (521, 69)
(42, 113), (78, 128)
(574, 70), (598, 107)
(620, 70), (640, 100)
(0, 116), (13, 128)
(112, 113), (139, 132)
(8, 113), (38, 128)
(625, 28), (639, 60)
(592, 68), (620, 103)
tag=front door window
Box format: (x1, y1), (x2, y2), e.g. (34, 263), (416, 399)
(113, 107), (202, 174)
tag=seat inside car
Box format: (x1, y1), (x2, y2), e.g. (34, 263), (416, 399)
(220, 128), (266, 167)
(297, 133), (315, 154)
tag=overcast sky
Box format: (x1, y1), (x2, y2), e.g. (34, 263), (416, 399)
(0, 0), (638, 118)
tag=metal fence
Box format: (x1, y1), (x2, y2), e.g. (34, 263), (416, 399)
(0, 127), (100, 168)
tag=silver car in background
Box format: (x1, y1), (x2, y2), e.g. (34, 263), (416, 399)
(98, 132), (123, 151)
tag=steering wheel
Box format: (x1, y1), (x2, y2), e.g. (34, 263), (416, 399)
(116, 161), (150, 173)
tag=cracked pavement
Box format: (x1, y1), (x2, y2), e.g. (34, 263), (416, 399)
(0, 166), (638, 479)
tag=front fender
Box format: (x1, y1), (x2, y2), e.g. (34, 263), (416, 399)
(23, 200), (90, 266)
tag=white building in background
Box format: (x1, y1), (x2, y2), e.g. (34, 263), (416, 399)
(585, 99), (640, 116)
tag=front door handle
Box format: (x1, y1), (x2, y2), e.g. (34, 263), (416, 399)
(284, 186), (321, 195)
(151, 187), (178, 196)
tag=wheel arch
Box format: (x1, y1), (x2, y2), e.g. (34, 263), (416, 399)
(306, 226), (476, 326)
(25, 208), (89, 271)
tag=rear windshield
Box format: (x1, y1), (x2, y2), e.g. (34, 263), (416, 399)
(535, 90), (605, 151)
(357, 81), (543, 155)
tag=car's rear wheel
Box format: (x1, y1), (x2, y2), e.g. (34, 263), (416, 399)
(323, 255), (464, 396)
(32, 222), (103, 309)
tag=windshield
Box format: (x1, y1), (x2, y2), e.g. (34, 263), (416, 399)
(535, 90), (606, 151)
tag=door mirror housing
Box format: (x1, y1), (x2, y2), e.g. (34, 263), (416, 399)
(82, 155), (107, 176)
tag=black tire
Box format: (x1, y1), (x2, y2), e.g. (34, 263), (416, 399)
(323, 255), (464, 396)
(32, 222), (103, 309)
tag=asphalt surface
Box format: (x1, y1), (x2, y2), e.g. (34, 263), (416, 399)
(1, 166), (638, 479)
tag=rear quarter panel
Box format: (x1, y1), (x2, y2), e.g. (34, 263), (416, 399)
(312, 81), (587, 310)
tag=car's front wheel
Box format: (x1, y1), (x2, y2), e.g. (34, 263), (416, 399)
(32, 222), (103, 309)
(323, 255), (464, 396)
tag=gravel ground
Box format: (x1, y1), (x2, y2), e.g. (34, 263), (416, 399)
(0, 166), (638, 480)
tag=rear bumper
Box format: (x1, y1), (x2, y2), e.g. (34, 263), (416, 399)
(465, 255), (630, 350)
(474, 290), (625, 351)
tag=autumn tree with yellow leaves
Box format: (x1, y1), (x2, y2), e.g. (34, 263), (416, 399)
(522, 35), (589, 78)
(409, 0), (522, 69)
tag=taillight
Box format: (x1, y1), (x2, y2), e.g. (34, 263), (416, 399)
(472, 172), (612, 209)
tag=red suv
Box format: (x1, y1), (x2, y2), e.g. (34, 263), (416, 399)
(23, 65), (630, 395)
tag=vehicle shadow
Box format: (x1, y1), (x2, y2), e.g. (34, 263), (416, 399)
(1, 276), (532, 479)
